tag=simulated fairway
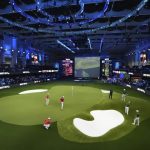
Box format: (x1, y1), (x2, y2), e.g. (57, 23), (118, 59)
(0, 81), (150, 150)
(0, 85), (102, 125)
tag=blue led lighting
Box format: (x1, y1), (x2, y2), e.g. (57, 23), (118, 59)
(63, 0), (148, 35)
(35, 0), (109, 25)
(0, 16), (37, 32)
(75, 0), (85, 17)
(35, 0), (53, 22)
(0, 0), (148, 35)
(10, 0), (109, 26)
(99, 37), (104, 53)
(10, 0), (52, 25)
(79, 0), (110, 25)
(57, 40), (75, 53)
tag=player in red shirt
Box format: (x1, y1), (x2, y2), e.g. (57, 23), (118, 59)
(60, 96), (64, 110)
(43, 117), (52, 129)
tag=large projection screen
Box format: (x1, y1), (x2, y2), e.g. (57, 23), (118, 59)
(75, 57), (100, 78)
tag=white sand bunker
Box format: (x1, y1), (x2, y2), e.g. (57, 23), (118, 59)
(101, 89), (110, 93)
(73, 110), (124, 137)
(19, 89), (48, 95)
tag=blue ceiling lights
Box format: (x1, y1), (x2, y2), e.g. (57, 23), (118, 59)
(0, 16), (37, 32)
(10, 0), (52, 25)
(35, 0), (53, 23)
(79, 0), (110, 25)
(75, 0), (85, 18)
(0, 0), (148, 35)
(10, 0), (110, 26)
(35, 0), (110, 25)
(63, 0), (149, 35)
(99, 37), (104, 53)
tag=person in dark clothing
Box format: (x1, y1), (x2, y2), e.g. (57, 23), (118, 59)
(109, 89), (113, 99)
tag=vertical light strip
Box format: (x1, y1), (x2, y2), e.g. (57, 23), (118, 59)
(99, 37), (104, 53)
(88, 37), (92, 50)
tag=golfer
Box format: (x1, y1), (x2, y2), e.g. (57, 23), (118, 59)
(60, 96), (64, 110)
(122, 89), (127, 101)
(132, 110), (140, 126)
(109, 89), (113, 99)
(43, 117), (52, 130)
(125, 101), (130, 115)
(45, 93), (50, 105)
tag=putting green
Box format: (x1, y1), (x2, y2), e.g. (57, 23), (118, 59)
(58, 95), (150, 143)
(0, 82), (150, 144)
(0, 85), (102, 125)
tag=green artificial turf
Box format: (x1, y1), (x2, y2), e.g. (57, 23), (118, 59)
(0, 81), (150, 150)
(58, 94), (150, 143)
(0, 84), (103, 125)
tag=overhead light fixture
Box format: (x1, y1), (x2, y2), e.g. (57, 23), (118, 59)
(57, 40), (75, 53)
(0, 0), (148, 36)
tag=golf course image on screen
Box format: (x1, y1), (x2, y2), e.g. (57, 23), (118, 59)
(75, 57), (100, 78)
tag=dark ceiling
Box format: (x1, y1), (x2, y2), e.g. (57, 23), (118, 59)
(0, 0), (150, 57)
